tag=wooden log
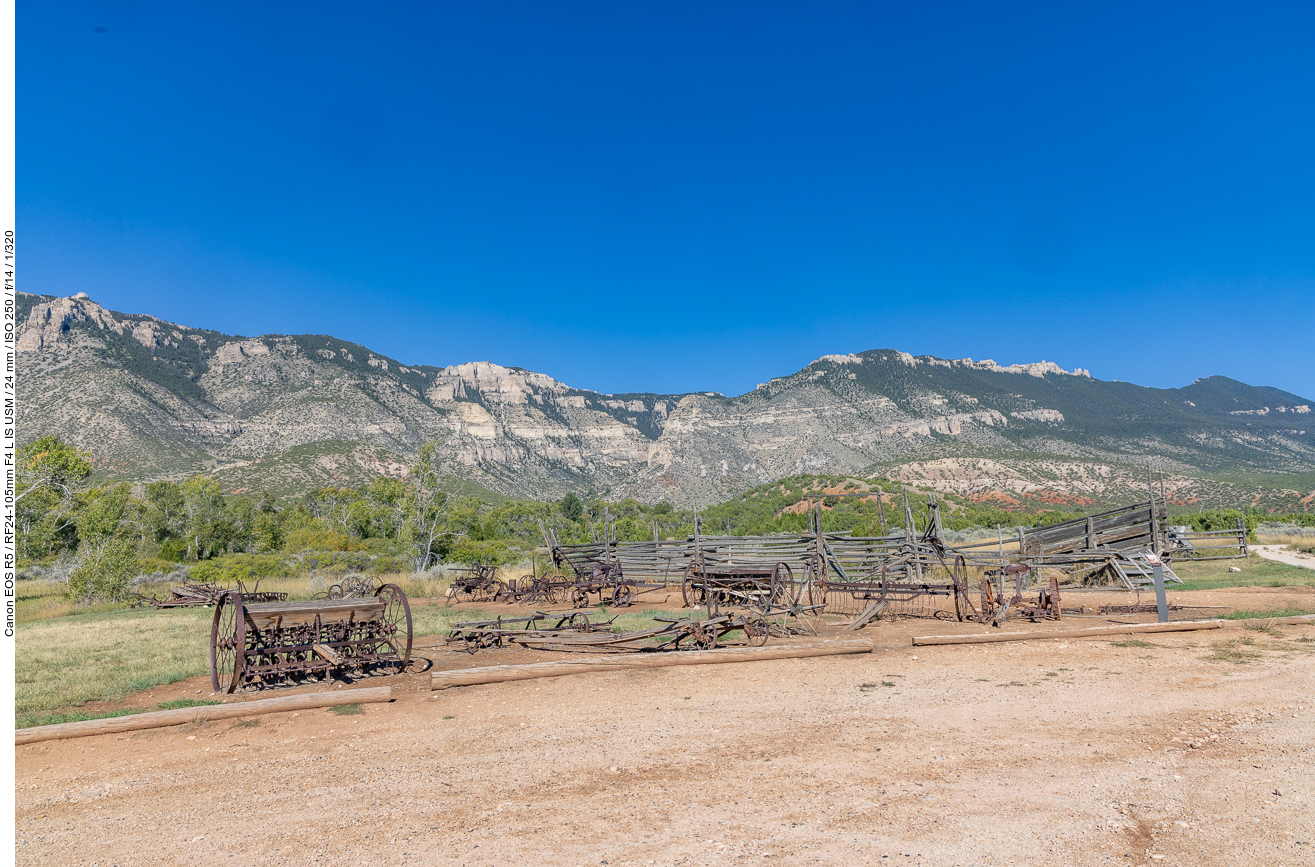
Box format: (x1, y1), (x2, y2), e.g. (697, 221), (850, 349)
(1244, 614), (1315, 626)
(15, 686), (392, 745)
(312, 643), (345, 665)
(911, 621), (1225, 646)
(431, 640), (876, 690)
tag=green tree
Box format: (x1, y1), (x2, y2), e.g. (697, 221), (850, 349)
(66, 483), (138, 601)
(14, 436), (93, 563)
(15, 436), (92, 504)
(401, 443), (473, 571)
(143, 481), (187, 544)
(67, 538), (138, 602)
(558, 492), (584, 522)
(363, 477), (407, 539)
(252, 493), (285, 553)
(180, 477), (232, 560)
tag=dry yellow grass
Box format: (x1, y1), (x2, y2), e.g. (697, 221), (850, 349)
(1257, 533), (1315, 552)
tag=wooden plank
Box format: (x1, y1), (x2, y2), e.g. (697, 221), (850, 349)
(245, 599), (385, 629)
(911, 621), (1224, 646)
(15, 686), (393, 745)
(431, 640), (876, 689)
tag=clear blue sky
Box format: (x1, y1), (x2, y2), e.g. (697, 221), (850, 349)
(20, 1), (1315, 400)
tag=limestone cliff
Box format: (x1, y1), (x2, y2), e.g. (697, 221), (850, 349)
(15, 292), (1314, 507)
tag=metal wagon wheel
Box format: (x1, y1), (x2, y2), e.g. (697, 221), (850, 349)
(743, 615), (770, 647)
(544, 576), (568, 604)
(374, 583), (414, 667)
(691, 621), (718, 651)
(769, 562), (796, 607)
(611, 585), (635, 607)
(570, 587), (591, 608)
(808, 577), (828, 610)
(209, 591), (247, 694)
(682, 564), (705, 607)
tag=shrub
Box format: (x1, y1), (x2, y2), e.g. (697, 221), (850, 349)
(282, 526), (367, 554)
(367, 554), (410, 574)
(296, 550), (374, 575)
(1177, 509), (1258, 540)
(158, 539), (188, 561)
(447, 538), (516, 566)
(67, 539), (138, 602)
(189, 553), (285, 586)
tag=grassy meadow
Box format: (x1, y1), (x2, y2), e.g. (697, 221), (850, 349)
(14, 572), (673, 728)
(1172, 551), (1315, 591)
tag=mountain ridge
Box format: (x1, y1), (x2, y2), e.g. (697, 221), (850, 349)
(15, 292), (1314, 510)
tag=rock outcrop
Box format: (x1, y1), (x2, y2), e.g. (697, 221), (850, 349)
(15, 292), (1315, 506)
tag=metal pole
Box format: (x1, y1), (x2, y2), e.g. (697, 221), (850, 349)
(1153, 564), (1168, 623)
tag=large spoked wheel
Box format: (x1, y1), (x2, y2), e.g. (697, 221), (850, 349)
(375, 583), (413, 667)
(210, 591), (247, 694)
(770, 562), (796, 608)
(611, 585), (635, 607)
(682, 565), (704, 607)
(808, 579), (827, 610)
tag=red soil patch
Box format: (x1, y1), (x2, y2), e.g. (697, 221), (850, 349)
(1030, 491), (1096, 506)
(777, 501), (834, 516)
(968, 491), (1022, 507)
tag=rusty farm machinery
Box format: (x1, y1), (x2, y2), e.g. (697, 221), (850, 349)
(209, 583), (413, 693)
(445, 609), (776, 654)
(131, 577), (287, 610)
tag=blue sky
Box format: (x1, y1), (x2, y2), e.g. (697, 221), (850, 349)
(20, 1), (1315, 399)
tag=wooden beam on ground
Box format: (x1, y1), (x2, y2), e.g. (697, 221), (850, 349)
(15, 686), (392, 746)
(430, 640), (876, 690)
(911, 621), (1224, 646)
(1245, 614), (1315, 627)
(910, 613), (1315, 647)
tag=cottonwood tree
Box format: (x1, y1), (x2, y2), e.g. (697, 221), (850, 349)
(16, 436), (92, 504)
(15, 436), (93, 562)
(180, 477), (231, 560)
(401, 443), (476, 572)
(363, 476), (408, 540)
(67, 484), (138, 601)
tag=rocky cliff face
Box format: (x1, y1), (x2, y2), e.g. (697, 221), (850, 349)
(16, 293), (1315, 507)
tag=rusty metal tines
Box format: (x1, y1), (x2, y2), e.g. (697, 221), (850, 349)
(209, 584), (412, 693)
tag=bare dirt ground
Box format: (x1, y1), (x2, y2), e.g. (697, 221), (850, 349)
(1255, 544), (1315, 571)
(15, 586), (1315, 867)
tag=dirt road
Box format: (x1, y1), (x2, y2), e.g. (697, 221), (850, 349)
(1255, 544), (1315, 571)
(15, 587), (1315, 867)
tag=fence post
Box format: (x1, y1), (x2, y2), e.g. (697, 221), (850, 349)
(1153, 564), (1168, 623)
